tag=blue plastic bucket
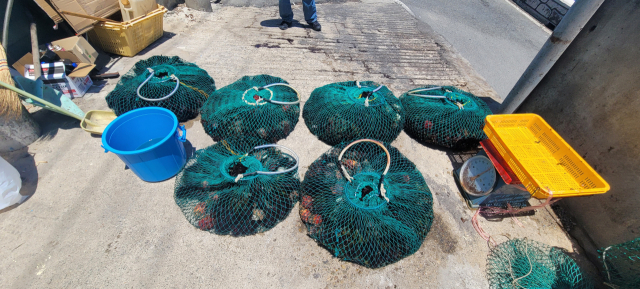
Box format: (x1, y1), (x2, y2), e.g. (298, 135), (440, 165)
(101, 107), (187, 182)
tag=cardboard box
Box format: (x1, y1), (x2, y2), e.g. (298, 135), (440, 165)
(11, 35), (97, 98)
(12, 53), (96, 98)
(24, 62), (65, 80)
(48, 0), (120, 34)
(43, 74), (93, 99)
(13, 56), (95, 79)
(32, 0), (64, 24)
(51, 36), (99, 64)
(12, 36), (97, 77)
(20, 61), (93, 98)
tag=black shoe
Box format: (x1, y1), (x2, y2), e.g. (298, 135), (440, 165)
(308, 21), (321, 31)
(279, 21), (292, 30)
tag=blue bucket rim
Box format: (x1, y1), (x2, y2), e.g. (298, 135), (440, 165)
(101, 107), (178, 155)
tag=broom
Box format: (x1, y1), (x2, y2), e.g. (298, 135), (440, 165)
(0, 43), (23, 119)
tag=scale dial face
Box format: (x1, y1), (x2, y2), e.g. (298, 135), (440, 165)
(460, 155), (496, 196)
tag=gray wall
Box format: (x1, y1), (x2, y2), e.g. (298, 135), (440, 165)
(518, 0), (640, 253)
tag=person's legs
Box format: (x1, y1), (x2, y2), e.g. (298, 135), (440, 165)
(279, 0), (294, 23)
(302, 0), (320, 31)
(301, 0), (317, 23)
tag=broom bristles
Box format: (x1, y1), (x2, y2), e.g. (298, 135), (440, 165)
(0, 44), (24, 120)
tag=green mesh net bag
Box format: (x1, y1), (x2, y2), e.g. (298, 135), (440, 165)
(106, 56), (215, 122)
(600, 237), (640, 288)
(300, 139), (433, 268)
(303, 81), (404, 146)
(174, 137), (300, 236)
(487, 238), (593, 289)
(200, 75), (301, 142)
(400, 85), (492, 149)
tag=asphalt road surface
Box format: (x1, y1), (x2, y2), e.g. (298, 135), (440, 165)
(399, 0), (552, 99)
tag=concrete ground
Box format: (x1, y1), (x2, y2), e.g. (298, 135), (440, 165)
(1, 1), (596, 288)
(399, 0), (552, 99)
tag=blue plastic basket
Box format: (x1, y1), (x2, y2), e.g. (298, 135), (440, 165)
(102, 107), (187, 182)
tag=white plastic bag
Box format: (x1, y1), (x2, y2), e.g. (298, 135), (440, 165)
(0, 156), (22, 209)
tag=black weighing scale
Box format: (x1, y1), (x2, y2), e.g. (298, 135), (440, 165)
(452, 149), (533, 216)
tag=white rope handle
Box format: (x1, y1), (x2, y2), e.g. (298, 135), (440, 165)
(602, 246), (613, 284)
(355, 80), (384, 92)
(338, 139), (391, 202)
(509, 242), (533, 289)
(242, 83), (301, 106)
(355, 81), (384, 107)
(407, 86), (445, 98)
(261, 83), (301, 105)
(234, 144), (300, 182)
(408, 86), (467, 110)
(137, 68), (180, 102)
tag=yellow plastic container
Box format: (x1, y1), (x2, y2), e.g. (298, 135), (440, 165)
(483, 114), (609, 198)
(87, 4), (167, 57)
(81, 110), (118, 135)
(119, 0), (157, 22)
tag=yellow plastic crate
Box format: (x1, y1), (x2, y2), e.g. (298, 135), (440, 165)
(87, 5), (167, 57)
(484, 114), (609, 198)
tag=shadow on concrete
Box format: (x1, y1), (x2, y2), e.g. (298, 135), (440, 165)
(0, 147), (39, 214)
(81, 46), (123, 96)
(550, 202), (577, 233)
(31, 109), (80, 141)
(182, 115), (201, 130)
(92, 46), (115, 72)
(157, 0), (185, 10)
(445, 147), (480, 172)
(99, 56), (124, 74)
(404, 130), (482, 161)
(480, 96), (501, 114)
(554, 246), (605, 285)
(260, 19), (308, 29)
(184, 139), (196, 159)
(86, 79), (109, 94)
(138, 32), (177, 56)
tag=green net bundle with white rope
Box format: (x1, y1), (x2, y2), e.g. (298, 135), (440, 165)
(200, 75), (301, 143)
(106, 56), (215, 122)
(300, 139), (433, 268)
(303, 81), (405, 146)
(174, 137), (300, 236)
(486, 238), (593, 289)
(600, 237), (640, 289)
(400, 85), (492, 149)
